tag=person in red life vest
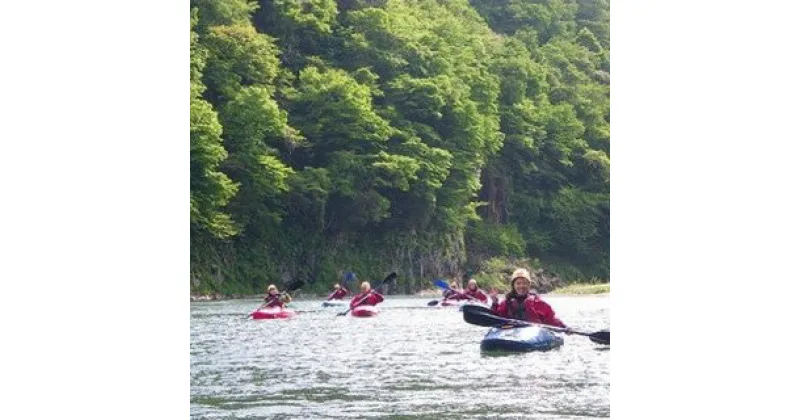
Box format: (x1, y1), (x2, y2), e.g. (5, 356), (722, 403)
(263, 284), (292, 308)
(462, 278), (488, 303)
(442, 280), (466, 300)
(350, 281), (384, 308)
(327, 283), (349, 300)
(489, 268), (571, 331)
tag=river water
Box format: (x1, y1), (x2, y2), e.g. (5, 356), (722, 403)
(190, 295), (609, 419)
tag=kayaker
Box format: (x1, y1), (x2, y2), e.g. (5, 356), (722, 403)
(327, 283), (349, 300)
(463, 278), (488, 303)
(350, 281), (384, 308)
(264, 284), (292, 308)
(489, 268), (570, 330)
(442, 280), (466, 300)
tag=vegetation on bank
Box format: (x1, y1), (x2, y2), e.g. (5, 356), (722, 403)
(191, 0), (610, 295)
(549, 283), (609, 294)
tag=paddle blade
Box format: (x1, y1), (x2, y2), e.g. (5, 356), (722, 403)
(463, 309), (531, 329)
(463, 310), (498, 327)
(384, 272), (398, 284)
(372, 272), (397, 290)
(433, 279), (449, 290)
(589, 330), (610, 345)
(427, 300), (440, 306)
(461, 304), (493, 315)
(343, 272), (356, 285)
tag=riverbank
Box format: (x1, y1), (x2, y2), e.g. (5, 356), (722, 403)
(192, 283), (610, 302)
(191, 292), (339, 302)
(549, 283), (610, 295)
(191, 293), (263, 302)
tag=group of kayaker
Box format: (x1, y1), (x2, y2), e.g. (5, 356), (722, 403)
(259, 268), (570, 332)
(263, 280), (384, 310)
(440, 278), (489, 303)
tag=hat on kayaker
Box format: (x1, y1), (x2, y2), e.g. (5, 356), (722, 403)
(334, 283), (341, 289)
(510, 268), (531, 286)
(508, 268), (534, 297)
(511, 268), (538, 295)
(267, 284), (278, 293)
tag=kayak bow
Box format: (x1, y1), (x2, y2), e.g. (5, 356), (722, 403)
(251, 307), (296, 320)
(351, 305), (380, 317)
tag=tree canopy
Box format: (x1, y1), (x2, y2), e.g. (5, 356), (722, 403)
(190, 0), (610, 294)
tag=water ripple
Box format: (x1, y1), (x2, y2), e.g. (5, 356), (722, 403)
(191, 296), (609, 419)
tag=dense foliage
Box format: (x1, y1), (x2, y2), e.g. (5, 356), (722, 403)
(190, 0), (609, 294)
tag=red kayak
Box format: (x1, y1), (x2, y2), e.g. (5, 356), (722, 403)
(251, 307), (296, 320)
(351, 305), (380, 317)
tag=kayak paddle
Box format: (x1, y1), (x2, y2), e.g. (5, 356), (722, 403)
(461, 305), (610, 345)
(428, 280), (454, 306)
(247, 279), (305, 318)
(433, 279), (450, 290)
(337, 272), (397, 316)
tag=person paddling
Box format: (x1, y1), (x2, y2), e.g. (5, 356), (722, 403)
(350, 281), (384, 308)
(489, 268), (570, 330)
(327, 283), (349, 300)
(463, 278), (488, 303)
(264, 284), (292, 308)
(442, 281), (465, 300)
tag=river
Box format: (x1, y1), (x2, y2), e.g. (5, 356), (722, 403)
(190, 295), (610, 419)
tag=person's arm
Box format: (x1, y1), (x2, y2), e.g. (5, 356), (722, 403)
(475, 290), (488, 302)
(493, 300), (507, 317)
(372, 293), (384, 304)
(349, 294), (362, 308)
(489, 289), (505, 316)
(536, 300), (566, 328)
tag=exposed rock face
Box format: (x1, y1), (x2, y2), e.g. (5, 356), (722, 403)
(474, 261), (566, 294)
(530, 268), (566, 294)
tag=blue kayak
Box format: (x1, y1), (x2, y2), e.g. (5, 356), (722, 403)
(322, 300), (346, 307)
(480, 326), (564, 353)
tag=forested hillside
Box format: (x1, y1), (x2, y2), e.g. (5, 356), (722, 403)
(190, 0), (610, 295)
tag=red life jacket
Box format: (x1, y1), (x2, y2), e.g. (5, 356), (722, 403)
(328, 288), (348, 300)
(264, 294), (284, 308)
(350, 292), (384, 307)
(464, 288), (488, 302)
(498, 294), (566, 328)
